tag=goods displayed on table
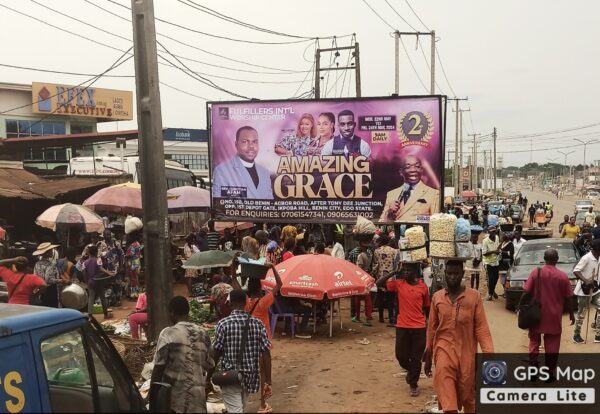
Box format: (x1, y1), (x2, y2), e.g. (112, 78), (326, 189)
(429, 213), (457, 257)
(454, 218), (472, 258)
(404, 226), (427, 261)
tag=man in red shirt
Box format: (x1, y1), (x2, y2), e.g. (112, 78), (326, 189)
(0, 256), (46, 305)
(521, 248), (574, 373)
(378, 261), (430, 397)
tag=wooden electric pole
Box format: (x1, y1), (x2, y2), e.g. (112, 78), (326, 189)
(447, 97), (468, 194)
(131, 0), (173, 340)
(314, 39), (360, 99)
(493, 127), (497, 197)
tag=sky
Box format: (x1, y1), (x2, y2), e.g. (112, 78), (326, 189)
(1, 0), (600, 168)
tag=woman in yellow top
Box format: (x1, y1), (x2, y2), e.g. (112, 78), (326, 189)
(561, 216), (580, 240)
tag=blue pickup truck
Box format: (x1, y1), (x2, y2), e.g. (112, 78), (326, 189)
(0, 304), (152, 413)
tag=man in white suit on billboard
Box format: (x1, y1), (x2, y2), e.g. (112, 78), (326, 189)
(212, 126), (274, 200)
(380, 154), (440, 222)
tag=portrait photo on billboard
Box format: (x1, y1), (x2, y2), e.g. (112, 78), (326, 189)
(208, 96), (444, 224)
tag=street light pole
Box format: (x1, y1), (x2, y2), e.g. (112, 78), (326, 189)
(558, 150), (575, 189)
(574, 138), (600, 189)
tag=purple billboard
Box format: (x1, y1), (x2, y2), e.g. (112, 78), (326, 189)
(209, 96), (444, 224)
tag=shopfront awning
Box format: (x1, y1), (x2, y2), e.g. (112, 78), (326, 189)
(0, 129), (140, 150)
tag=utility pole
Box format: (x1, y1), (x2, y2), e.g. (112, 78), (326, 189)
(558, 150), (575, 188)
(447, 97), (468, 194)
(483, 150), (488, 192)
(574, 138), (599, 187)
(469, 133), (480, 190)
(493, 127), (497, 197)
(314, 40), (360, 99)
(394, 31), (436, 94)
(131, 0), (172, 340)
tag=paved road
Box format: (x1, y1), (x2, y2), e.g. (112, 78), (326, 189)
(482, 187), (600, 352)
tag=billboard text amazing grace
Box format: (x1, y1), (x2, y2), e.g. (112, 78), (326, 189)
(209, 96), (444, 224)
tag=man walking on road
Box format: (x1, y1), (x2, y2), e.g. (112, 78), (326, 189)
(572, 239), (600, 343)
(423, 259), (494, 413)
(521, 249), (574, 372)
(558, 215), (570, 234)
(378, 261), (430, 397)
(210, 289), (272, 413)
(528, 204), (536, 226)
(151, 296), (214, 413)
(482, 226), (500, 300)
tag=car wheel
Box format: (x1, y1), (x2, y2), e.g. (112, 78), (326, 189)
(506, 300), (516, 312)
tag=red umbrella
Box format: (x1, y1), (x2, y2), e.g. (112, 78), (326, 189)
(84, 182), (143, 215)
(262, 254), (375, 337)
(262, 254), (375, 300)
(462, 190), (477, 198)
(0, 226), (5, 240)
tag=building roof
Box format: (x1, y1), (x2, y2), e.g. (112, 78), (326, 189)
(0, 166), (108, 200)
(1, 129), (140, 149)
(0, 304), (83, 336)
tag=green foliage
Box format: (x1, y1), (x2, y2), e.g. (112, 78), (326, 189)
(189, 300), (215, 325)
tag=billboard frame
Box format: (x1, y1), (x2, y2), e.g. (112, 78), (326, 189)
(206, 94), (446, 224)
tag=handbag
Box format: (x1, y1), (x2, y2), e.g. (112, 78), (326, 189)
(211, 298), (261, 387)
(517, 268), (542, 329)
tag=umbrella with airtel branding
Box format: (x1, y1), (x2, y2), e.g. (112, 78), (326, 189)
(261, 254), (375, 337)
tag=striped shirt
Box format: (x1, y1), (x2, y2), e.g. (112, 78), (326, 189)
(207, 232), (221, 251)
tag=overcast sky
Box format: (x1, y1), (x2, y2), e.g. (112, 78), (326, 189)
(2, 0), (600, 167)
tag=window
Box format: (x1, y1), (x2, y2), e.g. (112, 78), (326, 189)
(71, 124), (94, 134)
(168, 153), (209, 170)
(5, 119), (66, 138)
(41, 329), (94, 413)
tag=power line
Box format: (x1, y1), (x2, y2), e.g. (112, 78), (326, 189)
(498, 122), (600, 140)
(106, 0), (310, 45)
(159, 81), (212, 101)
(156, 40), (250, 99)
(83, 0), (310, 74)
(383, 0), (419, 32)
(0, 63), (133, 78)
(0, 48), (134, 115)
(404, 0), (432, 31)
(362, 0), (396, 31)
(435, 48), (457, 97)
(399, 37), (428, 92)
(178, 0), (333, 40)
(417, 39), (446, 95)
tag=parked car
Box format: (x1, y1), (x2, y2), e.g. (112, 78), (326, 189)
(505, 238), (579, 311)
(575, 210), (600, 227)
(587, 191), (600, 200)
(510, 205), (524, 223)
(574, 199), (594, 214)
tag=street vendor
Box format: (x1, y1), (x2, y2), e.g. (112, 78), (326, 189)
(377, 261), (430, 397)
(423, 259), (494, 413)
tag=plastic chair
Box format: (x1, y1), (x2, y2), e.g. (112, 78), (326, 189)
(270, 297), (295, 338)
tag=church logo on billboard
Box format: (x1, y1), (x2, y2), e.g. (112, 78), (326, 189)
(218, 107), (229, 120)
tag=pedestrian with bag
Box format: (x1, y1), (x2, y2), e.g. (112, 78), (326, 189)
(0, 256), (46, 305)
(33, 242), (62, 307)
(482, 225), (501, 300)
(519, 249), (574, 374)
(151, 296), (214, 413)
(209, 289), (272, 413)
(572, 239), (600, 343)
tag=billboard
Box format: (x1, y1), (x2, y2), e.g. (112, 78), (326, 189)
(209, 96), (444, 224)
(32, 82), (133, 121)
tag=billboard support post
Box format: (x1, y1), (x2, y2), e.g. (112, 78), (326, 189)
(355, 42), (361, 97)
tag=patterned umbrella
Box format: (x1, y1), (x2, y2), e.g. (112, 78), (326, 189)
(36, 203), (104, 233)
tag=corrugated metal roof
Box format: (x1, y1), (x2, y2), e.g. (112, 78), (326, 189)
(0, 167), (108, 200)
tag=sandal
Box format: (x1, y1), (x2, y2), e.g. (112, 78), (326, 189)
(257, 403), (273, 413)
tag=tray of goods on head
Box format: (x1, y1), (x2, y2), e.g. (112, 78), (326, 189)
(429, 214), (472, 260)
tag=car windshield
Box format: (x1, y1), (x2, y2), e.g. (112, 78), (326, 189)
(512, 206), (522, 212)
(516, 242), (578, 265)
(576, 201), (592, 206)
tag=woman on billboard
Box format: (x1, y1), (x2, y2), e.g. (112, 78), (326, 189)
(274, 113), (316, 156)
(307, 112), (336, 156)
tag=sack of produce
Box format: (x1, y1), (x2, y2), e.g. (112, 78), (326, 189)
(354, 215), (376, 243)
(454, 218), (472, 258)
(125, 215), (143, 234)
(405, 226), (427, 261)
(487, 214), (499, 227)
(397, 236), (412, 262)
(430, 213), (456, 257)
